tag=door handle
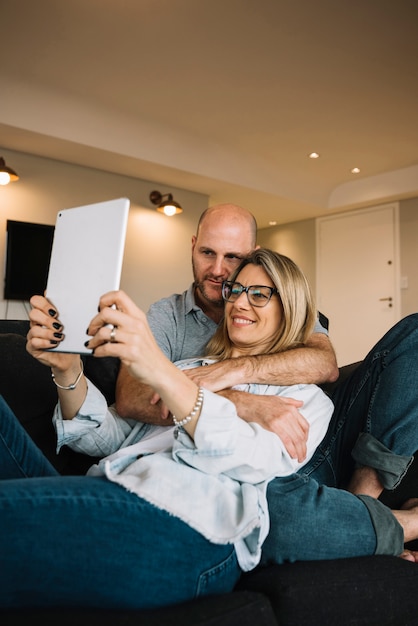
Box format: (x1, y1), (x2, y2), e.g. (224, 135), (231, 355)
(379, 296), (393, 307)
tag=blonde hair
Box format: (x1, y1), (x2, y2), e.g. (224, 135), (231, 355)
(206, 248), (317, 359)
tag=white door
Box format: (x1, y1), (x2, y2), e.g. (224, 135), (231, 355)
(316, 204), (400, 366)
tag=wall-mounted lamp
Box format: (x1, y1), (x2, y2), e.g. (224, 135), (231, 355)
(149, 190), (183, 216)
(0, 157), (19, 185)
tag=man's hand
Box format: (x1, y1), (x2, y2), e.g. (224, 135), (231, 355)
(115, 364), (174, 425)
(185, 359), (244, 391)
(220, 389), (309, 462)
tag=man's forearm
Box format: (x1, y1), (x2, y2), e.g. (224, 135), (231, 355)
(227, 334), (339, 386)
(115, 364), (173, 425)
(187, 334), (339, 391)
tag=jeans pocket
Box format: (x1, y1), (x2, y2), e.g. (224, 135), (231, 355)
(196, 548), (240, 597)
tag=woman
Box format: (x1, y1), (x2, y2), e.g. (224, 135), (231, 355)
(0, 249), (333, 609)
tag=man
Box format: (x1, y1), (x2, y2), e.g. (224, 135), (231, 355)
(116, 203), (339, 462)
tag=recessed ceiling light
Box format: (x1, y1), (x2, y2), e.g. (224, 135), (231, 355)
(269, 221), (277, 226)
(351, 167), (360, 174)
(309, 152), (320, 159)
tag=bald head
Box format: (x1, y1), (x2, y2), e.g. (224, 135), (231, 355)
(196, 204), (257, 249)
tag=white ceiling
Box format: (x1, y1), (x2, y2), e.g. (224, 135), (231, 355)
(1, 0), (418, 228)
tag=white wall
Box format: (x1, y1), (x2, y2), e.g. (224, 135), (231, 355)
(258, 220), (317, 293)
(0, 148), (209, 319)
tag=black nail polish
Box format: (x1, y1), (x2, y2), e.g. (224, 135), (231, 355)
(52, 322), (62, 330)
(53, 332), (63, 339)
(50, 340), (58, 345)
(84, 340), (90, 347)
(48, 308), (57, 317)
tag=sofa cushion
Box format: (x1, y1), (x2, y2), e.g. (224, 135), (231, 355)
(0, 319), (31, 336)
(0, 320), (121, 474)
(0, 320), (120, 404)
(0, 331), (62, 468)
(0, 591), (278, 626)
(237, 555), (418, 626)
(0, 330), (110, 474)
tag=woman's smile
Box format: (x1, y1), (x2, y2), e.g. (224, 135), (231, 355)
(231, 315), (255, 327)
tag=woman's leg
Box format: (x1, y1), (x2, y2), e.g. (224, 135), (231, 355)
(0, 395), (59, 478)
(303, 314), (418, 490)
(0, 475), (240, 609)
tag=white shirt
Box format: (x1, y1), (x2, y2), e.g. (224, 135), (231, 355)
(53, 358), (334, 571)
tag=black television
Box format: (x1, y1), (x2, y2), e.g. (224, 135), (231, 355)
(4, 220), (55, 301)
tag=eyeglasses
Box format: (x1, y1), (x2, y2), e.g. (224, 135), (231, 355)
(222, 281), (278, 308)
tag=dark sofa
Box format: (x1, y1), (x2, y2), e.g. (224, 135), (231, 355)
(1, 319), (418, 626)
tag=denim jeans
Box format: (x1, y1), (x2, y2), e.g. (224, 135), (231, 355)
(0, 396), (240, 609)
(263, 314), (418, 564)
(306, 313), (418, 489)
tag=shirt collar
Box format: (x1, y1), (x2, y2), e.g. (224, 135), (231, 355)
(185, 283), (201, 314)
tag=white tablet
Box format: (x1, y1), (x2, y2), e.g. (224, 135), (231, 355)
(45, 197), (130, 354)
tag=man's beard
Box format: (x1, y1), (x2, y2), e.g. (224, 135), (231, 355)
(195, 279), (224, 308)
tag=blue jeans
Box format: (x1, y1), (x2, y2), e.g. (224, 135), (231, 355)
(307, 313), (418, 489)
(263, 314), (418, 564)
(0, 396), (240, 609)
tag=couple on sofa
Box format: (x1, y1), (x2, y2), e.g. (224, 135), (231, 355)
(0, 243), (418, 609)
(1, 204), (418, 610)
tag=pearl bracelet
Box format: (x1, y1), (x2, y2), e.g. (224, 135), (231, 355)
(51, 360), (84, 390)
(172, 387), (204, 427)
